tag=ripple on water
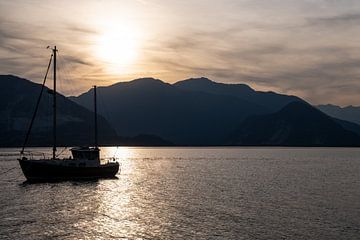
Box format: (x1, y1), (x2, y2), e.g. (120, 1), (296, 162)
(0, 147), (359, 239)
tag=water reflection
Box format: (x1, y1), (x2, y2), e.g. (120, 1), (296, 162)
(101, 146), (134, 161)
(92, 147), (175, 238)
(1, 147), (360, 239)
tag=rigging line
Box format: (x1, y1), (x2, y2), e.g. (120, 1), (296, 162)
(60, 54), (73, 96)
(58, 53), (71, 99)
(57, 53), (76, 96)
(98, 89), (111, 122)
(20, 54), (53, 154)
(58, 54), (67, 93)
(55, 54), (69, 116)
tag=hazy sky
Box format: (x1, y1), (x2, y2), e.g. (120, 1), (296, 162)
(1, 0), (359, 106)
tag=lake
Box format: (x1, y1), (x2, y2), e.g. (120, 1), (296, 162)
(0, 147), (359, 239)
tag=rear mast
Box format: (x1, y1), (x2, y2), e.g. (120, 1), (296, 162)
(94, 85), (98, 149)
(52, 46), (57, 160)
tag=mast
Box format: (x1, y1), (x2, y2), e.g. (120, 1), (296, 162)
(94, 85), (98, 148)
(52, 46), (57, 159)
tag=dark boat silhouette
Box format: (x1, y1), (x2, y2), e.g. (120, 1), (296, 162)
(18, 46), (119, 182)
(19, 147), (119, 181)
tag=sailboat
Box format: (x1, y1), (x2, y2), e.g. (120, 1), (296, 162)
(18, 46), (119, 182)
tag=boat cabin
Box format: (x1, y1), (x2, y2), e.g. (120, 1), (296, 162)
(71, 147), (100, 161)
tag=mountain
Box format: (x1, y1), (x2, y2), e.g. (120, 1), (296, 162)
(228, 101), (360, 146)
(333, 118), (360, 136)
(317, 104), (360, 125)
(174, 77), (303, 112)
(0, 75), (119, 147)
(5, 75), (358, 147)
(74, 77), (360, 146)
(71, 78), (270, 145)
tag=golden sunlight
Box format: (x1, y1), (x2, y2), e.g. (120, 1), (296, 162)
(95, 24), (139, 71)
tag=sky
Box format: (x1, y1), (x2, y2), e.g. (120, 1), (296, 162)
(0, 0), (359, 106)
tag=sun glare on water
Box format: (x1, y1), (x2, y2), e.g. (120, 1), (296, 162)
(96, 24), (140, 72)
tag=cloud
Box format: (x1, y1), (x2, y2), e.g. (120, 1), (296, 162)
(144, 20), (360, 106)
(307, 12), (360, 27)
(65, 25), (99, 35)
(1, 1), (360, 106)
(0, 17), (99, 90)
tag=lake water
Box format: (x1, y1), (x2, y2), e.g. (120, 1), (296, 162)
(0, 147), (359, 239)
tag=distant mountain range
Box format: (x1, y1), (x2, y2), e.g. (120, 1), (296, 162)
(71, 77), (306, 145)
(229, 102), (360, 146)
(1, 74), (359, 147)
(317, 104), (360, 125)
(174, 77), (303, 112)
(71, 76), (360, 146)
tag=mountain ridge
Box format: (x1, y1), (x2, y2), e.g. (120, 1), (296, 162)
(2, 74), (360, 147)
(317, 104), (360, 125)
(0, 75), (172, 147)
(175, 77), (303, 112)
(71, 76), (360, 146)
(229, 101), (360, 146)
(71, 77), (267, 145)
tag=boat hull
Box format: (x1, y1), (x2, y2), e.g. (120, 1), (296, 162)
(18, 159), (119, 182)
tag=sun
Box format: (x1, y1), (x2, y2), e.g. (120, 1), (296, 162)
(96, 25), (139, 71)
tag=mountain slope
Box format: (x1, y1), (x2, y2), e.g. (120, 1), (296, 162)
(334, 118), (360, 136)
(71, 78), (269, 145)
(228, 101), (360, 146)
(174, 77), (303, 112)
(0, 75), (118, 146)
(317, 104), (360, 125)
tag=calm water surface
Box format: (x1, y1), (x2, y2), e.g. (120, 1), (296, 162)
(0, 147), (359, 239)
